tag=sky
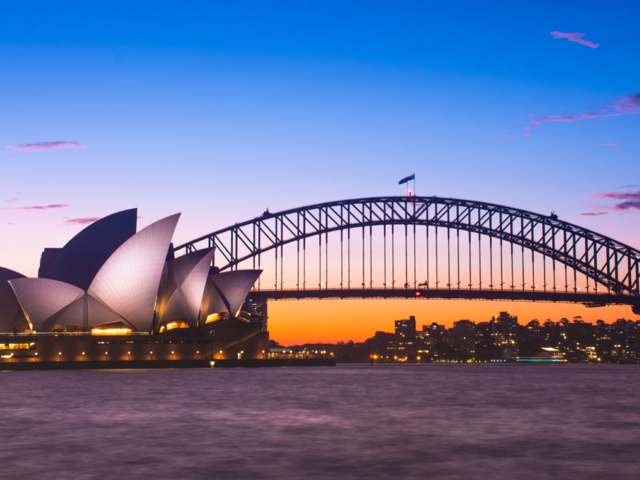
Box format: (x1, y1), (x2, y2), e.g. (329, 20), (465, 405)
(1, 1), (639, 344)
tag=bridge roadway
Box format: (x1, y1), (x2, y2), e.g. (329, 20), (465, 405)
(250, 288), (639, 309)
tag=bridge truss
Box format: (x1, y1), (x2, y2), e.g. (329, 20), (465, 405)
(174, 196), (640, 310)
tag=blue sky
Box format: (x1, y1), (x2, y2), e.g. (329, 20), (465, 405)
(1, 0), (639, 279)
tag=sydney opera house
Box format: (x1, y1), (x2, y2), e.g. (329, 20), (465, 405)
(0, 209), (268, 364)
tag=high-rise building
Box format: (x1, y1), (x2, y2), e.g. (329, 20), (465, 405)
(491, 311), (518, 345)
(452, 319), (476, 353)
(395, 316), (416, 341)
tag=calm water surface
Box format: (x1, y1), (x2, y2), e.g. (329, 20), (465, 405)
(1, 364), (639, 479)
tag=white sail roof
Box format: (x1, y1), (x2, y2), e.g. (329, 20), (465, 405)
(209, 270), (262, 318)
(88, 213), (180, 331)
(9, 278), (84, 331)
(157, 248), (214, 329)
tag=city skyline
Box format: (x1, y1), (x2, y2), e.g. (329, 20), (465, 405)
(2, 1), (639, 344)
(277, 310), (639, 365)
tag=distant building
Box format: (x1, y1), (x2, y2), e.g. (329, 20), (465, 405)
(374, 331), (398, 343)
(491, 311), (518, 345)
(395, 316), (416, 341)
(422, 322), (445, 342)
(452, 320), (476, 354)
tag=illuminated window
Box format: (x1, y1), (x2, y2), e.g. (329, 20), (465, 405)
(92, 321), (133, 335)
(158, 320), (189, 333)
(205, 312), (228, 324)
(0, 343), (30, 350)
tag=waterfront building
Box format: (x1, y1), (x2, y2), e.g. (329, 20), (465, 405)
(0, 209), (268, 363)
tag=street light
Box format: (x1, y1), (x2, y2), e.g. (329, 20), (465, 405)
(210, 330), (216, 360)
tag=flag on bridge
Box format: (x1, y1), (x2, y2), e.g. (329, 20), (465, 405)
(398, 174), (415, 185)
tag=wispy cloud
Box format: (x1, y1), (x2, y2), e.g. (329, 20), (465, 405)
(606, 92), (640, 116)
(581, 212), (608, 216)
(320, 182), (335, 186)
(590, 190), (640, 213)
(0, 204), (70, 212)
(4, 198), (20, 203)
(503, 93), (640, 138)
(531, 113), (597, 126)
(550, 31), (600, 49)
(595, 143), (619, 146)
(6, 141), (85, 152)
(64, 217), (100, 225)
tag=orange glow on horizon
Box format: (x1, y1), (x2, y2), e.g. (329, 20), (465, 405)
(267, 299), (636, 346)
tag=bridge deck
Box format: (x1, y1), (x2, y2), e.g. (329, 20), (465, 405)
(250, 288), (636, 307)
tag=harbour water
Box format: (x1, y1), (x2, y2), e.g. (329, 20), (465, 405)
(1, 364), (639, 479)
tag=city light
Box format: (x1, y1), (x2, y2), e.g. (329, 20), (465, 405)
(92, 328), (132, 335)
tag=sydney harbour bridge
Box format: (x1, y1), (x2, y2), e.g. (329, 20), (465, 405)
(174, 196), (640, 315)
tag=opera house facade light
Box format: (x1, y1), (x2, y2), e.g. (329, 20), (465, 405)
(0, 209), (264, 336)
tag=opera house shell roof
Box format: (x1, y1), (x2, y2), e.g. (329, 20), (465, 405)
(0, 267), (28, 332)
(0, 209), (263, 334)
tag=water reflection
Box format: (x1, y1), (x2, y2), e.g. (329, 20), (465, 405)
(1, 364), (639, 479)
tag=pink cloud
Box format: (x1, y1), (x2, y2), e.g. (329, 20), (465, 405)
(581, 212), (608, 216)
(550, 31), (600, 49)
(64, 217), (100, 225)
(0, 204), (70, 212)
(7, 141), (85, 152)
(531, 113), (597, 126)
(607, 92), (640, 115)
(516, 93), (640, 138)
(595, 143), (619, 146)
(590, 190), (640, 213)
(4, 198), (20, 203)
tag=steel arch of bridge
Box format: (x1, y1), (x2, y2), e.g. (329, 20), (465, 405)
(174, 196), (640, 301)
